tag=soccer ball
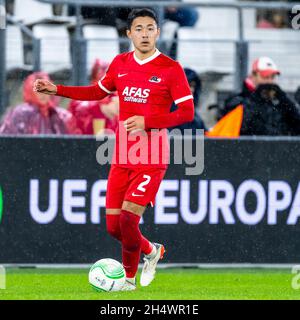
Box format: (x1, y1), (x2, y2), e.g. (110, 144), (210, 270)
(88, 258), (125, 292)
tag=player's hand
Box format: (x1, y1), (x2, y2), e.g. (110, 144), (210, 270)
(124, 116), (145, 132)
(33, 79), (57, 95)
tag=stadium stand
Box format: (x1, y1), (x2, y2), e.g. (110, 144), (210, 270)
(2, 0), (300, 124)
(175, 0), (300, 127)
(6, 24), (32, 73)
(176, 2), (299, 92)
(177, 27), (236, 74)
(32, 24), (72, 74)
(217, 28), (300, 93)
(14, 0), (75, 25)
(160, 20), (179, 55)
(82, 25), (120, 72)
(246, 29), (300, 91)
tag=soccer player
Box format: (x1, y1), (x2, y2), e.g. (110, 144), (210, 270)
(33, 8), (194, 291)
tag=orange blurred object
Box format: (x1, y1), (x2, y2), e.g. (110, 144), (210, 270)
(206, 105), (243, 138)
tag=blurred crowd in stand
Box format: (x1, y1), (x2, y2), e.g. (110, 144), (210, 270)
(0, 60), (119, 135)
(211, 57), (300, 137)
(256, 0), (299, 29)
(69, 0), (199, 30)
(1, 1), (300, 137)
(2, 55), (300, 137)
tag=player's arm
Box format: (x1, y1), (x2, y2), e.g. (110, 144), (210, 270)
(144, 99), (194, 129)
(33, 80), (108, 101)
(33, 56), (118, 101)
(124, 96), (194, 132)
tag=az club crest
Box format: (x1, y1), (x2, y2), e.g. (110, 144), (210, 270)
(149, 76), (161, 83)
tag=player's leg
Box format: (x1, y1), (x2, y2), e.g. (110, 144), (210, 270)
(120, 168), (167, 289)
(105, 165), (128, 242)
(106, 207), (154, 255)
(105, 166), (155, 255)
(118, 200), (146, 290)
(106, 208), (122, 241)
(105, 165), (142, 291)
(121, 200), (154, 255)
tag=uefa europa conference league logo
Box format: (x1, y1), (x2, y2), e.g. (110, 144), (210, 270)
(29, 179), (300, 225)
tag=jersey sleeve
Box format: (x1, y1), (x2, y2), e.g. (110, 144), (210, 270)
(144, 62), (194, 129)
(144, 99), (194, 129)
(56, 56), (119, 101)
(169, 62), (193, 105)
(98, 56), (118, 94)
(56, 84), (108, 101)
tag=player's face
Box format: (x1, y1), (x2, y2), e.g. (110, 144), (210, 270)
(127, 16), (160, 54)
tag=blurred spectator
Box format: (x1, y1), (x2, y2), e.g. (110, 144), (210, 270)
(164, 4), (199, 27)
(0, 72), (80, 135)
(69, 3), (198, 53)
(80, 2), (199, 36)
(68, 5), (118, 26)
(211, 56), (300, 137)
(257, 11), (287, 29)
(170, 68), (206, 133)
(240, 83), (300, 136)
(68, 59), (119, 135)
(6, 0), (14, 15)
(272, 13), (286, 28)
(218, 57), (280, 118)
(207, 83), (300, 137)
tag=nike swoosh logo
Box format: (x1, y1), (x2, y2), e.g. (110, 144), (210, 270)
(132, 192), (144, 197)
(118, 73), (128, 78)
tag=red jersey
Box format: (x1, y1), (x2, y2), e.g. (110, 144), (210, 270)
(57, 49), (194, 168)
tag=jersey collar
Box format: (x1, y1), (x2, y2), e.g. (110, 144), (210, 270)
(133, 48), (161, 65)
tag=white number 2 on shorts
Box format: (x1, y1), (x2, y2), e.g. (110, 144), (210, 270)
(137, 175), (151, 192)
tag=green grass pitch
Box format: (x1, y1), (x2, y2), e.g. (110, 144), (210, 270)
(0, 268), (299, 300)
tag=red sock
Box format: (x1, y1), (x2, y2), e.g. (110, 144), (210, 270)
(120, 210), (142, 278)
(141, 235), (153, 255)
(106, 214), (153, 255)
(106, 214), (122, 241)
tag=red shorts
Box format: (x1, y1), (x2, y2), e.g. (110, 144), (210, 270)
(106, 165), (167, 208)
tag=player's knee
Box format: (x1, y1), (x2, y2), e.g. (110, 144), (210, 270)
(122, 201), (145, 216)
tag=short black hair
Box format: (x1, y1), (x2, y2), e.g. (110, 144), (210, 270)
(127, 8), (159, 29)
